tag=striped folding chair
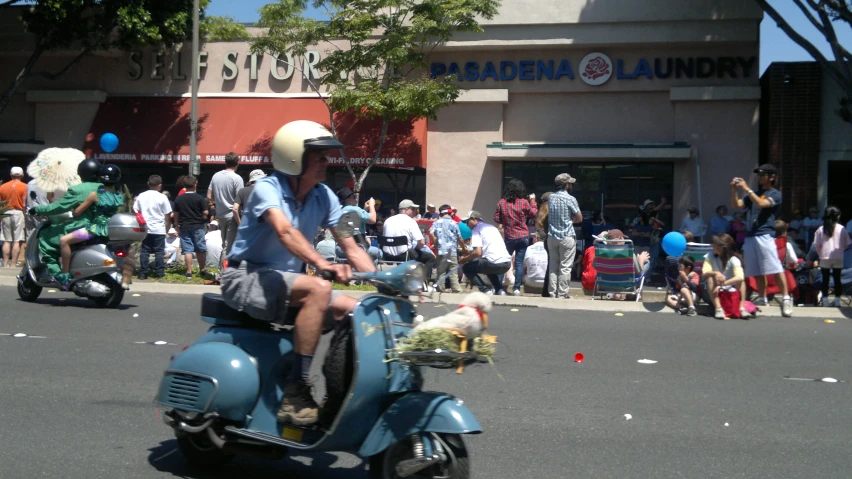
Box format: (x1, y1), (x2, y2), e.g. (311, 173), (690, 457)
(593, 239), (644, 301)
(683, 243), (713, 277)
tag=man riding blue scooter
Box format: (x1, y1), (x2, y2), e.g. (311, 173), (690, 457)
(220, 120), (376, 426)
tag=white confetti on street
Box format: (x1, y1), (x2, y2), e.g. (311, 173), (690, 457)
(133, 313), (139, 317)
(624, 414), (632, 420)
(822, 378), (838, 383)
(637, 359), (657, 364)
(13, 333), (26, 338)
(154, 341), (168, 345)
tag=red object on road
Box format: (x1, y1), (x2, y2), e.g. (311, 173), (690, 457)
(574, 352), (584, 363)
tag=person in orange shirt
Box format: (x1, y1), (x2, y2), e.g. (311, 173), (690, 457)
(0, 167), (28, 267)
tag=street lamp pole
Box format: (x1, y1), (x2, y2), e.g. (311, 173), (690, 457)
(189, 0), (200, 176)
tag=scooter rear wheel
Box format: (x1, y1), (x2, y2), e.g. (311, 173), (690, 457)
(92, 285), (124, 308)
(369, 433), (470, 479)
(176, 432), (234, 468)
(17, 274), (42, 302)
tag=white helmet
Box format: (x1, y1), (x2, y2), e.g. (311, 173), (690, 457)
(271, 120), (343, 176)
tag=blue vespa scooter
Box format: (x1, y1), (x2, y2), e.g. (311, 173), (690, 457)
(154, 213), (484, 478)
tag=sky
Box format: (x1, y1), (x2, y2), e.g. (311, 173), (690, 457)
(206, 0), (852, 75)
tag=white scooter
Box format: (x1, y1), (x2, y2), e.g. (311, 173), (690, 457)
(17, 211), (147, 308)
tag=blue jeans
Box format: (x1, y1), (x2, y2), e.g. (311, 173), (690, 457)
(505, 237), (529, 291)
(139, 234), (165, 277)
(462, 258), (511, 293)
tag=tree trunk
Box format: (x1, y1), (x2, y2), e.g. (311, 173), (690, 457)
(354, 118), (390, 205)
(0, 46), (42, 115)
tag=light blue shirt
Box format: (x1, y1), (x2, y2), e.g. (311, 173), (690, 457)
(228, 172), (341, 271)
(342, 205), (370, 234)
(547, 190), (580, 240)
(429, 216), (461, 256)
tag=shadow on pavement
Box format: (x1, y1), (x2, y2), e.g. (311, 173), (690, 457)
(147, 439), (367, 479)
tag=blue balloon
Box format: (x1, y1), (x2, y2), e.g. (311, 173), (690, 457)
(100, 133), (119, 153)
(662, 231), (687, 257)
(458, 221), (472, 240)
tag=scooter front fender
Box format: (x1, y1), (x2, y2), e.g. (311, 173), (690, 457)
(358, 392), (482, 458)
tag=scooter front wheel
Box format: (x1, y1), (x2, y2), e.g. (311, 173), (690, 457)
(369, 433), (470, 479)
(17, 273), (42, 302)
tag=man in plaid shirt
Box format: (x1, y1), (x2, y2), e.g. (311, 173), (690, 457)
(547, 173), (583, 298)
(494, 179), (538, 295)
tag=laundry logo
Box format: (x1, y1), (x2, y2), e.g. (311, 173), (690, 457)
(579, 53), (613, 86)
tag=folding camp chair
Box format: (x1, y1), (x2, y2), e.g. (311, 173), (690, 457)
(592, 239), (645, 301)
(377, 236), (410, 271)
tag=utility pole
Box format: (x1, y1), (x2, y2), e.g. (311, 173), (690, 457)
(189, 0), (200, 176)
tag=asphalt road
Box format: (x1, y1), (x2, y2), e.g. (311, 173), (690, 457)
(0, 286), (850, 479)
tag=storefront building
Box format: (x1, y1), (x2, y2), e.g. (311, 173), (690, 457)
(1, 1), (764, 235)
(760, 61), (852, 223)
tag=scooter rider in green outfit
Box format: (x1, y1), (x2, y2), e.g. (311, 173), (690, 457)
(29, 158), (103, 277)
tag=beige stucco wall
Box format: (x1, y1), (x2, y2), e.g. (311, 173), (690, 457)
(426, 103), (504, 215)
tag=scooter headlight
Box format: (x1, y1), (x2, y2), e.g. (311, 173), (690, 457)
(403, 263), (426, 294)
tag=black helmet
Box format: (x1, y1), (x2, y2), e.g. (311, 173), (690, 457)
(77, 158), (102, 182)
(98, 164), (121, 185)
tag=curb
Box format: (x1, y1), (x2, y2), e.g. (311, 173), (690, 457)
(1, 275), (849, 318)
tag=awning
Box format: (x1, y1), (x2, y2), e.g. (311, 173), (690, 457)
(82, 97), (426, 169)
(486, 142), (692, 160)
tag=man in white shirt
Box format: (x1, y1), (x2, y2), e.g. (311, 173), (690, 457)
(204, 220), (223, 269)
(459, 210), (511, 295)
(207, 152), (244, 265)
(381, 199), (436, 285)
(523, 236), (548, 291)
(680, 206), (706, 242)
(133, 175), (173, 279)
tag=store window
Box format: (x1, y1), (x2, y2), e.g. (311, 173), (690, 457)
(503, 161), (674, 244)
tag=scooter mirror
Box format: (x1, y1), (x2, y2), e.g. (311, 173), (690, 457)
(336, 211), (361, 239)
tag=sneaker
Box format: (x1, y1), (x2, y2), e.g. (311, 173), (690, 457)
(497, 290), (506, 296)
(451, 289), (464, 294)
(686, 307), (697, 317)
(714, 308), (725, 320)
(138, 273), (147, 280)
(821, 297), (831, 307)
(185, 273), (193, 279)
(739, 308), (751, 319)
(753, 298), (768, 307)
(483, 289), (495, 296)
(781, 297), (793, 317)
(513, 289), (521, 296)
(830, 298), (841, 307)
(276, 380), (319, 426)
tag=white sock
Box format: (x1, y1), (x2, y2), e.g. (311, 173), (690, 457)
(763, 297), (769, 304)
(782, 295), (790, 300)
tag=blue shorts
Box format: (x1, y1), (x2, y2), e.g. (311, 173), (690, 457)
(180, 227), (207, 254)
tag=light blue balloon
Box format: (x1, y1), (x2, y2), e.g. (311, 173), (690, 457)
(100, 133), (119, 153)
(662, 231), (687, 257)
(458, 221), (472, 240)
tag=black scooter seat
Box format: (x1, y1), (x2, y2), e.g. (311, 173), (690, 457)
(200, 293), (295, 329)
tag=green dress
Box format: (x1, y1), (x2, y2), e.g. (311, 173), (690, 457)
(33, 181), (103, 275)
(86, 187), (125, 238)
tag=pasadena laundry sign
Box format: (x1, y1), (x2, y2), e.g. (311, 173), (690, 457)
(430, 53), (757, 86)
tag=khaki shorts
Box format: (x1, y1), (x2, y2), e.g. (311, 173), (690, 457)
(220, 262), (339, 324)
(1, 210), (25, 242)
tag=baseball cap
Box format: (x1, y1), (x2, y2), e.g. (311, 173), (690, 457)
(753, 163), (776, 174)
(554, 173), (576, 187)
(427, 203), (435, 208)
(643, 199), (654, 207)
(168, 227), (177, 235)
(337, 187), (354, 202)
(462, 210), (483, 222)
(209, 220), (219, 226)
(10, 166), (23, 176)
(249, 169), (266, 183)
(399, 199), (419, 210)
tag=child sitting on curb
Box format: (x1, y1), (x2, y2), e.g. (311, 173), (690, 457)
(665, 256), (700, 316)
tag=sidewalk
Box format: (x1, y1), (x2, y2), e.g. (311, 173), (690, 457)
(1, 268), (849, 318)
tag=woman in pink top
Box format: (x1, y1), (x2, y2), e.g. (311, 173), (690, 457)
(813, 206), (850, 307)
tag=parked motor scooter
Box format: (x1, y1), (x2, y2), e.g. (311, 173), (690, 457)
(154, 212), (485, 478)
(17, 211), (147, 308)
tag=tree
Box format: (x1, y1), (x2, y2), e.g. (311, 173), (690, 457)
(0, 0), (249, 114)
(756, 0), (852, 123)
(251, 0), (500, 201)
